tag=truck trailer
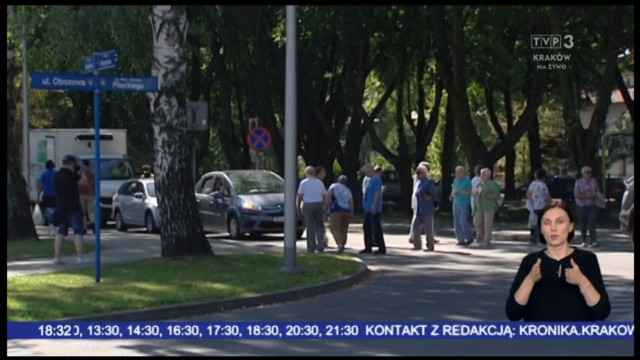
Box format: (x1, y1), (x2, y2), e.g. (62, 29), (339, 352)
(29, 128), (136, 225)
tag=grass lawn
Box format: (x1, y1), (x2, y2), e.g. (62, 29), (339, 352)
(7, 253), (362, 321)
(7, 238), (96, 261)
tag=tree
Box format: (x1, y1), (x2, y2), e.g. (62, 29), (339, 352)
(7, 6), (38, 240)
(148, 5), (212, 257)
(433, 6), (548, 171)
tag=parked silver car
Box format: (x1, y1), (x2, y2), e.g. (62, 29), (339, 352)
(112, 178), (161, 233)
(195, 170), (305, 239)
(619, 176), (634, 247)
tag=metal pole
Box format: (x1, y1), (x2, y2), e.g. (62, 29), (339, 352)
(93, 53), (102, 283)
(21, 6), (29, 190)
(280, 5), (302, 273)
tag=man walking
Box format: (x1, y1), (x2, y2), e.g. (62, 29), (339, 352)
(52, 155), (86, 264)
(411, 164), (439, 251)
(360, 164), (386, 254)
(314, 165), (331, 248)
(470, 164), (483, 241)
(326, 175), (354, 254)
(449, 165), (473, 246)
(409, 161), (431, 244)
(37, 160), (57, 235)
(78, 159), (96, 233)
(297, 166), (327, 253)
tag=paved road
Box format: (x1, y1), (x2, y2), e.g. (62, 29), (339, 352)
(7, 222), (635, 356)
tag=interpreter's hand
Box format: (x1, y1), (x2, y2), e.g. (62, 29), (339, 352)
(565, 258), (587, 286)
(528, 258), (542, 283)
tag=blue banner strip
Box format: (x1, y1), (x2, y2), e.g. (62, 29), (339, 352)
(7, 322), (634, 340)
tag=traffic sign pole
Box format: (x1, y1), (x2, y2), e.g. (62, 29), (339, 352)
(30, 49), (158, 283)
(93, 53), (102, 283)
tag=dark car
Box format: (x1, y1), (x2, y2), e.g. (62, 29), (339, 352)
(619, 176), (634, 246)
(516, 175), (576, 202)
(194, 170), (305, 239)
(604, 176), (626, 203)
(380, 170), (403, 204)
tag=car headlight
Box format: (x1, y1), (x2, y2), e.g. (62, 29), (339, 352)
(242, 201), (262, 212)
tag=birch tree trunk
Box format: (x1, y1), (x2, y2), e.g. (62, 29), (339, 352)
(7, 6), (38, 240)
(148, 5), (212, 257)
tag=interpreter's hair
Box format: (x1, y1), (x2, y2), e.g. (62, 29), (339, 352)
(45, 160), (55, 169)
(314, 165), (325, 174)
(535, 169), (547, 180)
(538, 202), (576, 244)
(305, 166), (316, 176)
(338, 175), (348, 184)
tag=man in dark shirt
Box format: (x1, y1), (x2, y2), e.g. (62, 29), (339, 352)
(52, 155), (86, 264)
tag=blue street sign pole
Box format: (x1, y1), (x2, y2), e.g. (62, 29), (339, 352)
(30, 49), (158, 284)
(93, 53), (102, 283)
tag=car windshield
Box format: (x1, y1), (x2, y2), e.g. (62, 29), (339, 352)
(85, 159), (135, 180)
(227, 171), (285, 195)
(146, 183), (156, 197)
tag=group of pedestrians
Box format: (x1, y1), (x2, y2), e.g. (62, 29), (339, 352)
(294, 160), (607, 258)
(527, 165), (603, 248)
(297, 165), (355, 254)
(36, 155), (95, 264)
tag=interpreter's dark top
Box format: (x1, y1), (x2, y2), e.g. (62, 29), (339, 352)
(53, 167), (82, 213)
(505, 247), (611, 322)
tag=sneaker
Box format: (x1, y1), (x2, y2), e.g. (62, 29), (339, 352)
(336, 246), (344, 254)
(582, 242), (589, 247)
(76, 257), (85, 263)
(456, 242), (468, 247)
(52, 258), (63, 265)
(589, 242), (600, 248)
(423, 248), (435, 252)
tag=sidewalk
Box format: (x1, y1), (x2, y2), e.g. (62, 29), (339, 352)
(7, 222), (633, 278)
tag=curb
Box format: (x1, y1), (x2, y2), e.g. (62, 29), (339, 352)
(58, 258), (371, 322)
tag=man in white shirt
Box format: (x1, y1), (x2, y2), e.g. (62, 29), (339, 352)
(470, 164), (483, 242)
(297, 166), (327, 253)
(314, 165), (331, 248)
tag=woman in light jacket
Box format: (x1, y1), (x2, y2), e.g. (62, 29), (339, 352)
(473, 168), (501, 248)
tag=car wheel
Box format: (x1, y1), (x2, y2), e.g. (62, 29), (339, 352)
(145, 211), (158, 234)
(227, 215), (244, 240)
(296, 229), (304, 239)
(115, 210), (127, 232)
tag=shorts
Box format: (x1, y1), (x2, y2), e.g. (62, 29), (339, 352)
(57, 210), (86, 236)
(40, 196), (57, 209)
